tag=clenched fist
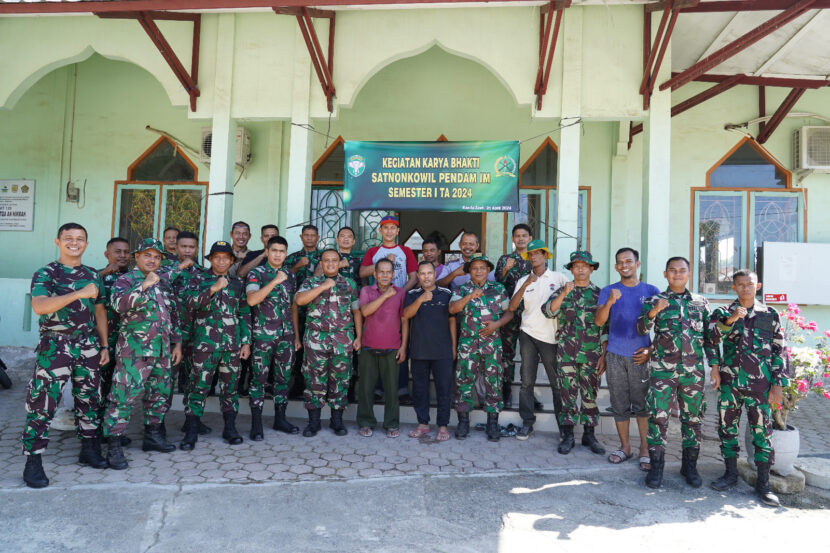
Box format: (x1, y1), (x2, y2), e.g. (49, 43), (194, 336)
(470, 288), (484, 300)
(178, 258), (194, 270)
(727, 306), (748, 324)
(141, 273), (159, 291)
(649, 298), (669, 319)
(323, 278), (336, 290)
(527, 272), (538, 284)
(295, 256), (310, 268)
(273, 272), (288, 285)
(562, 282), (575, 296)
(420, 290), (433, 302)
(382, 286), (397, 299)
(607, 288), (622, 305)
(77, 282), (99, 299)
(210, 276), (229, 293)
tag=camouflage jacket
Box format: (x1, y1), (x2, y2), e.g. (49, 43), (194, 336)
(186, 272), (252, 352)
(31, 262), (105, 347)
(100, 269), (129, 349)
(542, 282), (607, 365)
(451, 280), (509, 354)
(637, 288), (718, 370)
(495, 251), (532, 299)
(298, 274), (358, 355)
(110, 268), (181, 357)
(709, 299), (788, 392)
(338, 251), (365, 286)
(246, 264), (297, 342)
(161, 260), (210, 343)
(285, 248), (323, 289)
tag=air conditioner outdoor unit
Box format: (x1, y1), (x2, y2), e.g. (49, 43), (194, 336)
(200, 127), (252, 167)
(792, 126), (830, 172)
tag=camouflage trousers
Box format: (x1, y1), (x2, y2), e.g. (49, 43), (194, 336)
(718, 385), (774, 464)
(455, 349), (503, 414)
(185, 350), (241, 416)
(500, 316), (521, 385)
(21, 334), (102, 455)
(558, 361), (601, 427)
(164, 342), (194, 413)
(302, 347), (351, 410)
(250, 337), (295, 410)
(646, 366), (706, 454)
(102, 353), (172, 436)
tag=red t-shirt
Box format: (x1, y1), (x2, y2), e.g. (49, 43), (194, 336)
(361, 244), (417, 288)
(359, 285), (405, 349)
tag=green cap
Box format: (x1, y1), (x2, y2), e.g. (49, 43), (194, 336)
(521, 239), (552, 260)
(133, 238), (165, 255)
(565, 250), (599, 270)
(463, 253), (495, 274)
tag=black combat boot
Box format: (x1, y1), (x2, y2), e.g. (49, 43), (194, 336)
(454, 411), (470, 440)
(557, 426), (575, 454)
(120, 435), (132, 446)
(680, 447), (703, 488)
(330, 409), (348, 436)
(486, 412), (500, 442)
(755, 461), (780, 507)
(180, 418), (212, 435)
(107, 436), (128, 470)
(23, 454), (49, 488)
(581, 425), (605, 455)
(249, 406), (264, 441)
(273, 403), (299, 434)
(78, 437), (108, 468)
(142, 424), (176, 453)
(645, 450), (664, 489)
(502, 381), (512, 407)
(711, 456), (739, 491)
(222, 411), (243, 445)
(179, 415), (200, 451)
(303, 408), (322, 437)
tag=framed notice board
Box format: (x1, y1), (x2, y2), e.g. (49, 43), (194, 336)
(761, 241), (830, 305)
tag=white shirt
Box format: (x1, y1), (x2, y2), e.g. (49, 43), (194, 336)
(512, 269), (569, 344)
(438, 258), (495, 290)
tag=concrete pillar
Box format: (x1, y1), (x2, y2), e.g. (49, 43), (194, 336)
(609, 120), (643, 268)
(204, 14), (237, 251)
(280, 26), (315, 254)
(640, 12), (672, 286)
(555, 7), (583, 271)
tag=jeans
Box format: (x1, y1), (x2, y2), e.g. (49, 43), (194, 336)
(410, 358), (453, 427)
(518, 331), (561, 425)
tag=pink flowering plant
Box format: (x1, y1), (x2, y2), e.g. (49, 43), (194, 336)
(776, 304), (830, 429)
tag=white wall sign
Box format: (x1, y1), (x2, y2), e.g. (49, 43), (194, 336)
(762, 241), (830, 306)
(0, 179), (35, 231)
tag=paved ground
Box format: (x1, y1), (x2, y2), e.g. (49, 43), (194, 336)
(1, 346), (828, 552)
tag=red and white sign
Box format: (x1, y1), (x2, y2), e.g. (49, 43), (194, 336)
(764, 293), (787, 303)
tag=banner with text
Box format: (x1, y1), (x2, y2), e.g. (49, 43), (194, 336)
(343, 141), (519, 212)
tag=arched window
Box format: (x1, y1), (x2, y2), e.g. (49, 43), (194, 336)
(693, 137), (804, 296)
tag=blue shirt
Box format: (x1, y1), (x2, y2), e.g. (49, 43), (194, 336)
(404, 286), (454, 360)
(598, 281), (660, 357)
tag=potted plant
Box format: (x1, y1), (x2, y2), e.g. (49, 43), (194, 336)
(748, 304), (830, 475)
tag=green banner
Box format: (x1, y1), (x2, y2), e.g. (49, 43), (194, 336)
(343, 141), (519, 212)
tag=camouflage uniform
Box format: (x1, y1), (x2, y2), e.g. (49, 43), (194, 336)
(184, 272), (252, 416)
(495, 252), (531, 385)
(637, 289), (718, 454)
(709, 300), (787, 463)
(285, 248), (323, 290)
(246, 264), (297, 409)
(298, 274), (359, 410)
(543, 283), (607, 427)
(452, 280), (509, 414)
(99, 269), (127, 408)
(22, 262), (105, 455)
(338, 250), (365, 285)
(102, 268), (181, 436)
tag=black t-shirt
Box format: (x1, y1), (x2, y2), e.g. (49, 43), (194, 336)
(241, 249), (267, 268)
(404, 286), (454, 360)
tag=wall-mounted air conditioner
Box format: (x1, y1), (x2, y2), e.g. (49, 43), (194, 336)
(793, 126), (830, 172)
(200, 127), (252, 167)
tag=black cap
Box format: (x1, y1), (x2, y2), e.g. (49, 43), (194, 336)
(206, 240), (234, 258)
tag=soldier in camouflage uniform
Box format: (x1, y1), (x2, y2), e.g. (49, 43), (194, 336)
(449, 254), (513, 442)
(708, 269), (786, 507)
(102, 239), (182, 469)
(180, 241), (252, 450)
(22, 223), (110, 488)
(636, 256), (718, 489)
(246, 235), (300, 439)
(295, 249), (362, 437)
(495, 223), (533, 407)
(542, 251), (607, 456)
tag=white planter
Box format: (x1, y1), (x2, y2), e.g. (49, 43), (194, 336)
(745, 424), (800, 476)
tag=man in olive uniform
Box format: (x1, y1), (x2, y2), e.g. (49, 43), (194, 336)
(636, 256), (718, 489)
(102, 238), (182, 469)
(22, 223), (110, 488)
(709, 269), (786, 507)
(495, 223), (533, 407)
(449, 254), (513, 442)
(246, 235), (300, 439)
(542, 251), (607, 456)
(295, 249), (362, 437)
(180, 241), (252, 450)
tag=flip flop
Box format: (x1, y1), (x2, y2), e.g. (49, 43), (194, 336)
(639, 456), (651, 471)
(608, 449), (633, 464)
(359, 426), (373, 438)
(386, 428), (400, 438)
(436, 428), (451, 442)
(408, 425), (431, 438)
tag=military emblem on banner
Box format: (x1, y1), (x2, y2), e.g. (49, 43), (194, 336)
(347, 154), (366, 177)
(494, 155), (517, 178)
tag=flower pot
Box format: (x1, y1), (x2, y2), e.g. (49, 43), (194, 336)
(745, 424), (800, 476)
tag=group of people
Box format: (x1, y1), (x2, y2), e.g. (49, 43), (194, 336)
(20, 218), (787, 508)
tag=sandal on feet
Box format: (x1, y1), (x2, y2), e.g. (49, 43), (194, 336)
(386, 428), (400, 438)
(436, 428), (450, 442)
(608, 449), (633, 464)
(359, 426), (373, 438)
(638, 456), (651, 471)
(408, 425), (431, 438)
